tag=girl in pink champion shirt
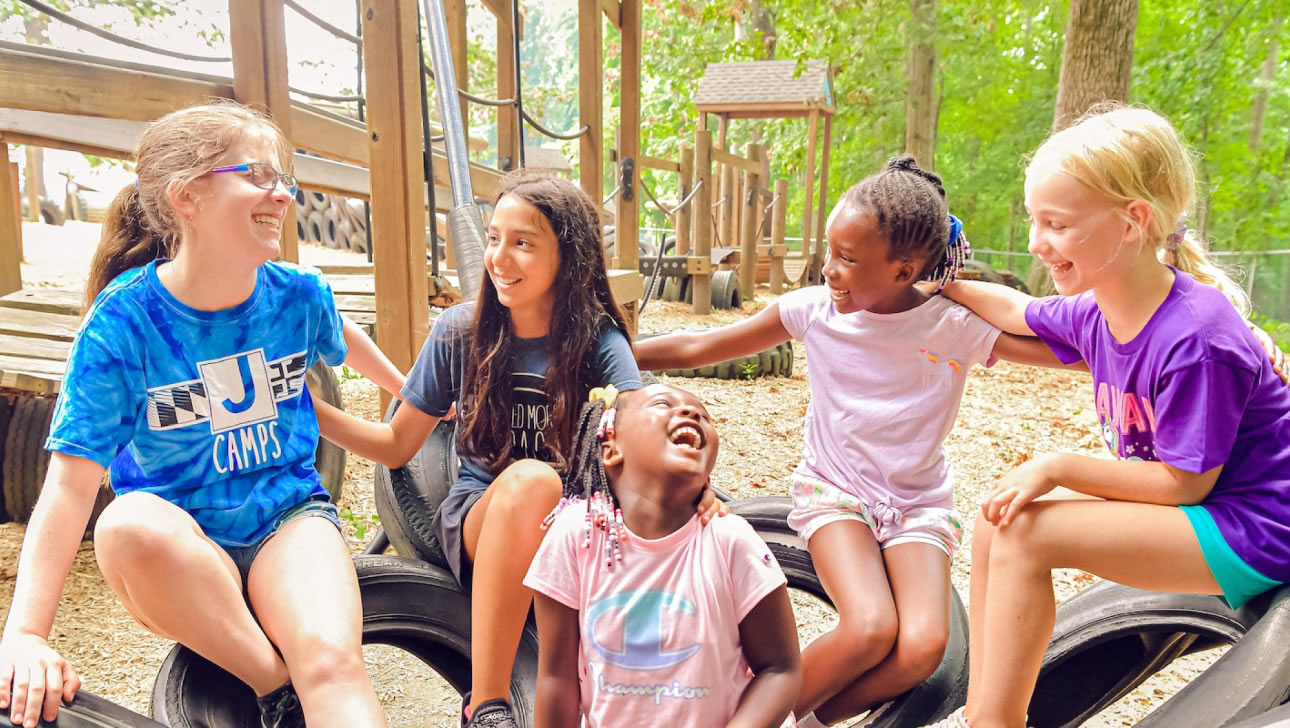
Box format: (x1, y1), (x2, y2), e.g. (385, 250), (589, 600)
(524, 383), (801, 728)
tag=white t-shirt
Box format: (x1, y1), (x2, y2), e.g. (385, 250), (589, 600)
(778, 286), (1000, 510)
(524, 508), (792, 728)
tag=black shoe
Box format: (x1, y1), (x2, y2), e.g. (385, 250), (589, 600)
(464, 697), (519, 728)
(257, 682), (306, 728)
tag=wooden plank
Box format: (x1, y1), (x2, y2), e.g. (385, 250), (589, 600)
(0, 47), (233, 122)
(0, 332), (70, 362)
(738, 143), (762, 300)
(710, 146), (761, 175)
(770, 178), (787, 294)
(578, 0), (604, 206)
(675, 143), (692, 256)
(691, 129), (713, 315)
(600, 0), (621, 27)
(290, 106), (370, 168)
(0, 149), (20, 296)
(0, 307), (80, 342)
(802, 108), (819, 284)
(496, 11), (519, 171)
(615, 0), (642, 274)
(814, 113), (833, 282)
(362, 0), (430, 401)
(230, 0), (298, 263)
(0, 355), (63, 395)
(638, 154), (680, 174)
(695, 102), (837, 116)
(445, 0), (470, 141)
(293, 155), (370, 200)
(0, 288), (80, 316)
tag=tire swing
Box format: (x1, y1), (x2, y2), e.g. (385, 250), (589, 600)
(149, 555), (539, 727)
(727, 497), (970, 727)
(1027, 581), (1274, 728)
(38, 691), (166, 728)
(372, 398), (457, 566)
(306, 362), (346, 502)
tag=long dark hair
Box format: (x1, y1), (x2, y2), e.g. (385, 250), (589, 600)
(456, 176), (631, 473)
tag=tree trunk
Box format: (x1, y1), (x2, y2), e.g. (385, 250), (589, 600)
(22, 14), (48, 200)
(905, 0), (937, 169)
(736, 1), (776, 145)
(1051, 0), (1139, 132)
(1250, 15), (1283, 151)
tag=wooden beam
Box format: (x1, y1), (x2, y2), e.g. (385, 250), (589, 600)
(362, 0), (431, 400)
(229, 0), (298, 261)
(1, 149), (20, 296)
(710, 147), (761, 174)
(496, 11), (520, 172)
(770, 178), (787, 293)
(638, 154), (681, 174)
(738, 143), (762, 300)
(814, 113), (832, 281)
(22, 146), (38, 222)
(600, 0), (621, 27)
(290, 106), (370, 167)
(675, 143), (692, 256)
(615, 0), (642, 272)
(578, 0), (604, 205)
(696, 102), (837, 116)
(445, 0), (470, 142)
(802, 108), (819, 283)
(691, 129), (713, 315)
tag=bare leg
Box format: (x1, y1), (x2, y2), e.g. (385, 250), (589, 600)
(93, 492), (288, 695)
(815, 543), (951, 723)
(249, 516), (386, 728)
(794, 521), (898, 717)
(461, 459), (563, 710)
(966, 500), (1219, 728)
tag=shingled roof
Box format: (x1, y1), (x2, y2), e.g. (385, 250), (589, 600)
(522, 145), (573, 174)
(696, 60), (834, 113)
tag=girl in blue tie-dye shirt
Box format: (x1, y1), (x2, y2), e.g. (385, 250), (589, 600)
(0, 103), (401, 728)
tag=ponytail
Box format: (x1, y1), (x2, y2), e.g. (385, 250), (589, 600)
(84, 184), (171, 313)
(1164, 230), (1249, 317)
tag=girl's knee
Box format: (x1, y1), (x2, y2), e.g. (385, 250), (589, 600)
(834, 609), (899, 661)
(493, 459), (562, 508)
(892, 622), (951, 684)
(94, 492), (192, 561)
(282, 631), (367, 689)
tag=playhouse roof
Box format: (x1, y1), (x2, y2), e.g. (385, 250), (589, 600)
(695, 60), (834, 117)
(522, 145), (573, 173)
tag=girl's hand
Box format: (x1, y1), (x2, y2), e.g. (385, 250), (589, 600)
(696, 486), (730, 525)
(982, 455), (1059, 527)
(1247, 322), (1288, 384)
(0, 634), (80, 727)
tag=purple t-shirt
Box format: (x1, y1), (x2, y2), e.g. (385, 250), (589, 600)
(1026, 271), (1290, 582)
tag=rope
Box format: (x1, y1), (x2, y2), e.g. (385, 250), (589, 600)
(521, 109), (590, 140)
(421, 63), (516, 106)
(285, 0), (361, 45)
(711, 195), (729, 210)
(17, 0), (231, 62)
(603, 185), (621, 205)
(640, 178), (705, 220)
(291, 87), (363, 103)
(640, 179), (676, 221)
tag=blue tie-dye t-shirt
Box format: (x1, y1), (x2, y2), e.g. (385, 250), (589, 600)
(45, 260), (347, 547)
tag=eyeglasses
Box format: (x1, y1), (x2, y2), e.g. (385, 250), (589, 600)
(209, 162), (298, 195)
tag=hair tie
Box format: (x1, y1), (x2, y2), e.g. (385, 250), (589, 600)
(947, 214), (963, 248)
(1166, 214), (1187, 252)
(588, 384), (618, 408)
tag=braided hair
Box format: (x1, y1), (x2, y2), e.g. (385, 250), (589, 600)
(540, 397), (627, 568)
(837, 155), (970, 290)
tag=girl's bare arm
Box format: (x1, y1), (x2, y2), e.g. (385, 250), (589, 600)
(728, 585), (801, 728)
(340, 316), (407, 399)
(315, 398), (439, 468)
(940, 280), (1037, 336)
(634, 304), (791, 371)
(532, 594), (583, 728)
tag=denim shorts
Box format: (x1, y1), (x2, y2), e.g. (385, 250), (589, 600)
(222, 497), (342, 588)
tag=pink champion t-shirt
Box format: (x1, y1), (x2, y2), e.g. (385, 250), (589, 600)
(524, 506), (791, 727)
(779, 286), (1000, 510)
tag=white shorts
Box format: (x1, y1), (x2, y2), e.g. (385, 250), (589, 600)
(786, 472), (963, 557)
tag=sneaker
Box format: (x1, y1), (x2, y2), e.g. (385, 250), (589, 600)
(463, 697), (519, 728)
(256, 682), (305, 728)
(919, 706), (970, 728)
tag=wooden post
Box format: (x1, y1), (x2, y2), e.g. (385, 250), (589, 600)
(814, 113), (833, 276)
(675, 143), (692, 256)
(23, 146), (38, 222)
(362, 0), (430, 409)
(1, 149), (22, 295)
(738, 143), (762, 300)
(577, 0), (603, 205)
(615, 0), (642, 273)
(802, 109), (819, 282)
(718, 163), (735, 250)
(445, 0), (470, 143)
(691, 130), (713, 315)
(229, 0), (298, 262)
(496, 12), (519, 171)
(770, 178), (787, 294)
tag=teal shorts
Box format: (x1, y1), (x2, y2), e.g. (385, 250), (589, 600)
(1182, 504), (1282, 609)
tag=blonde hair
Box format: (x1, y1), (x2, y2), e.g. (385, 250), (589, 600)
(85, 101), (293, 312)
(1027, 104), (1248, 315)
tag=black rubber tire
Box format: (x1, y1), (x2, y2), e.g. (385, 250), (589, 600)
(39, 691), (165, 727)
(1135, 586), (1290, 727)
(372, 399), (456, 567)
(3, 396), (55, 523)
(0, 396), (12, 523)
(726, 497), (971, 726)
(305, 363), (346, 502)
(1226, 700), (1290, 728)
(1028, 581), (1267, 728)
(150, 555), (539, 727)
(712, 270), (741, 310)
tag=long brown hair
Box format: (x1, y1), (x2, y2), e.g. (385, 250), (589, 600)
(456, 175), (631, 473)
(84, 102), (292, 312)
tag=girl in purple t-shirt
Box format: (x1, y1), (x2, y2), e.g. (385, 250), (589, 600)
(923, 106), (1290, 728)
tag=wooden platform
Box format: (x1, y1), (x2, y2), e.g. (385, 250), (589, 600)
(0, 267), (644, 396)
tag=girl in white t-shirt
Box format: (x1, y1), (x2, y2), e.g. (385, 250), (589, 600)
(635, 157), (1068, 727)
(524, 383), (801, 728)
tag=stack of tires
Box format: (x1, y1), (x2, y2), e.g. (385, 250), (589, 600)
(294, 191), (370, 255)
